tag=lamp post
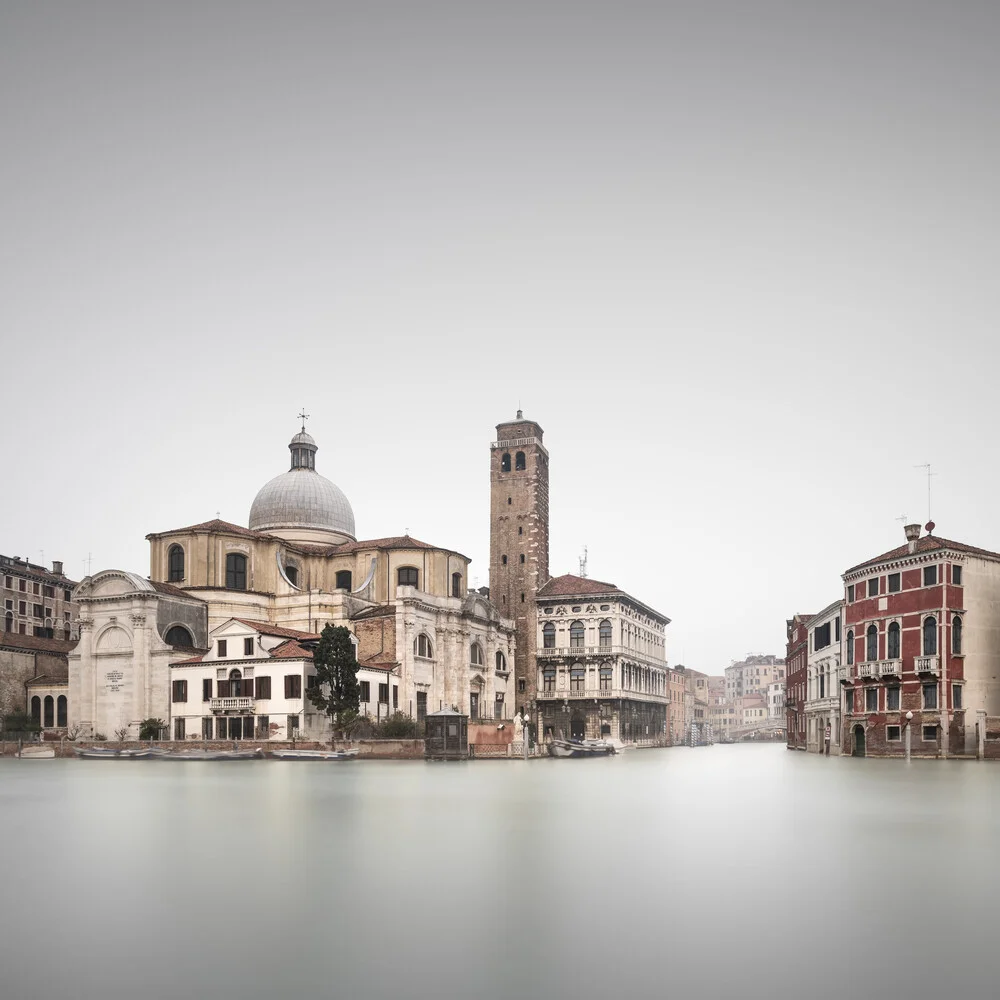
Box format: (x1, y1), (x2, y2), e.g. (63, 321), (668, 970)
(905, 710), (913, 761)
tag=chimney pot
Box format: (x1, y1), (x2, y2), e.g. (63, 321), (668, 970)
(52, 560), (63, 576)
(904, 523), (921, 542)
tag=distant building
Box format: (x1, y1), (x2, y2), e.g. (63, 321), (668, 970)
(804, 600), (844, 754)
(667, 667), (686, 744)
(2, 554), (77, 640)
(785, 615), (812, 750)
(725, 654), (785, 701)
(0, 632), (75, 730)
(841, 522), (1000, 758)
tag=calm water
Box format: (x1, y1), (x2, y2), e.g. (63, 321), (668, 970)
(2, 745), (998, 999)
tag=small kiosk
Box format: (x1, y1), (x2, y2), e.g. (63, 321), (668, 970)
(424, 707), (469, 760)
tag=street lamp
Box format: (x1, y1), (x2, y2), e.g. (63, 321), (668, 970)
(905, 710), (913, 761)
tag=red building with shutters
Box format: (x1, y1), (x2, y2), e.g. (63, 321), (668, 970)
(841, 522), (1000, 758)
(785, 613), (811, 750)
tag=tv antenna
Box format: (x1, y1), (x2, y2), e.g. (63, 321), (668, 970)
(914, 463), (937, 523)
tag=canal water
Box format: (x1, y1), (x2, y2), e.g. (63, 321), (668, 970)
(2, 745), (998, 999)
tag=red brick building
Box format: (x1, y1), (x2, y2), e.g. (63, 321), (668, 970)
(785, 613), (811, 750)
(841, 522), (1000, 758)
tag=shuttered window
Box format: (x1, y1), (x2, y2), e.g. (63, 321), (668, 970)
(172, 679), (187, 703)
(255, 676), (271, 699)
(202, 678), (212, 701)
(284, 675), (302, 699)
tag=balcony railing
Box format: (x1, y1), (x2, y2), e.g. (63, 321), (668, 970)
(857, 662), (878, 679)
(915, 656), (940, 676)
(536, 687), (668, 704)
(878, 660), (901, 677)
(210, 697), (255, 712)
(537, 644), (667, 670)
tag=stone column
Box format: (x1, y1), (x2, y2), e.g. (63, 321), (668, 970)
(74, 614), (95, 732)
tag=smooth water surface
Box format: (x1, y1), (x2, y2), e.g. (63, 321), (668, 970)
(2, 745), (998, 999)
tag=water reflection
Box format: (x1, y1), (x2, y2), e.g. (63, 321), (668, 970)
(2, 746), (999, 999)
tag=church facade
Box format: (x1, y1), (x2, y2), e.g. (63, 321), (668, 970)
(69, 424), (515, 739)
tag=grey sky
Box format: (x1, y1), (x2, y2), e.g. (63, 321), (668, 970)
(3, 1), (998, 671)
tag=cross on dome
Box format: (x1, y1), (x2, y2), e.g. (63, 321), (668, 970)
(298, 409), (310, 432)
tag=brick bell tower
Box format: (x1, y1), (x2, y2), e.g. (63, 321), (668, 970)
(490, 410), (550, 715)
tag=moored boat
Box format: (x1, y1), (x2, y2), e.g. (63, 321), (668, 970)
(547, 737), (616, 758)
(73, 746), (153, 760)
(148, 746), (264, 760)
(269, 748), (359, 760)
(16, 745), (55, 759)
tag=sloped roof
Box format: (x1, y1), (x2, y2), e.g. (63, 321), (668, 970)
(150, 580), (201, 600)
(0, 633), (77, 654)
(147, 518), (259, 539)
(269, 639), (315, 659)
(537, 574), (619, 598)
(231, 618), (320, 641)
(844, 534), (1000, 574)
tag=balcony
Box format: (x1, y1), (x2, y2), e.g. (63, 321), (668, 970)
(915, 656), (940, 676)
(210, 697), (255, 713)
(857, 662), (878, 679)
(878, 660), (902, 678)
(537, 645), (667, 670)
(536, 687), (667, 704)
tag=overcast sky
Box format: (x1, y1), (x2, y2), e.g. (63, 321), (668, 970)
(3, 1), (998, 672)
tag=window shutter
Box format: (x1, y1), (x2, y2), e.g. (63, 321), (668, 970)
(203, 678), (212, 701)
(285, 675), (292, 699)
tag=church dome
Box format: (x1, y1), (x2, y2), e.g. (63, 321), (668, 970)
(249, 427), (356, 539)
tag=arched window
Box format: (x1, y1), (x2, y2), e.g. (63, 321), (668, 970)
(501, 452), (511, 472)
(495, 650), (507, 673)
(953, 616), (963, 655)
(600, 664), (613, 690)
(285, 563), (298, 587)
(164, 625), (194, 648)
(599, 620), (612, 647)
(225, 553), (247, 591)
(452, 572), (463, 598)
(570, 664), (585, 691)
(57, 695), (67, 728)
(846, 630), (854, 665)
(887, 622), (901, 660)
(415, 633), (433, 658)
(515, 451), (526, 471)
(543, 622), (556, 648)
(866, 624), (878, 662)
(30, 696), (41, 726)
(470, 642), (484, 666)
(543, 667), (556, 692)
(398, 567), (419, 589)
(923, 616), (937, 656)
(335, 570), (352, 591)
(43, 696), (54, 728)
(168, 544), (185, 583)
(569, 621), (585, 648)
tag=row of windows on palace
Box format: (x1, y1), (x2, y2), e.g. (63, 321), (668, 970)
(3, 576), (72, 601)
(4, 600), (72, 639)
(540, 663), (665, 695)
(845, 616), (962, 663)
(170, 674), (398, 705)
(844, 680), (963, 714)
(166, 547), (465, 597)
(846, 564), (960, 602)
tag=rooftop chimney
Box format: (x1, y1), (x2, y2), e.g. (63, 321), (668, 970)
(52, 560), (63, 576)
(904, 522), (921, 554)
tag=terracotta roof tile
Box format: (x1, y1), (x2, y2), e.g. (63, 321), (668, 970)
(844, 534), (1000, 574)
(171, 653), (206, 665)
(537, 574), (619, 598)
(147, 518), (260, 539)
(149, 580), (203, 600)
(269, 639), (315, 659)
(0, 633), (77, 655)
(231, 618), (320, 640)
(0, 555), (78, 587)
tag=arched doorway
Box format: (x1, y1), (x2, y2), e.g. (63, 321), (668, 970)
(570, 714), (586, 739)
(853, 724), (866, 757)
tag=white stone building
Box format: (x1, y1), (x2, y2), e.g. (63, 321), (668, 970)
(804, 599), (844, 754)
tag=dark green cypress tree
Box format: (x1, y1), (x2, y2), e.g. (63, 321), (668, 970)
(307, 624), (361, 734)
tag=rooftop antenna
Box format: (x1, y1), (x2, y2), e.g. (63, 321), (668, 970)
(914, 463), (937, 529)
(298, 408), (310, 432)
(85, 552), (92, 577)
(578, 545), (588, 578)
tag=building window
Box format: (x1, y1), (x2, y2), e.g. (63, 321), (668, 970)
(866, 624), (878, 662)
(284, 675), (302, 699)
(18, 601), (24, 615)
(164, 625), (193, 647)
(203, 678), (212, 702)
(4, 612), (12, 632)
(172, 679), (187, 703)
(515, 451), (526, 471)
(18, 580), (25, 592)
(847, 584), (855, 603)
(174, 718), (186, 740)
(416, 691), (427, 722)
(244, 637), (254, 656)
(922, 725), (937, 742)
(518, 678), (525, 693)
(923, 565), (938, 587)
(923, 617), (937, 656)
(335, 569), (352, 591)
(287, 715), (300, 736)
(255, 676), (271, 699)
(218, 639), (228, 657)
(887, 622), (900, 660)
(452, 572), (463, 598)
(844, 688), (853, 714)
(520, 593), (525, 603)
(952, 616), (962, 655)
(600, 665), (613, 691)
(887, 725), (901, 742)
(518, 527), (523, 536)
(570, 665), (585, 692)
(922, 683), (937, 710)
(43, 585), (54, 598)
(888, 572), (901, 593)
(519, 554), (525, 564)
(360, 681), (371, 701)
(225, 553), (247, 591)
(953, 684), (963, 710)
(814, 622), (831, 650)
(569, 621), (585, 648)
(393, 685), (398, 709)
(835, 617), (841, 642)
(846, 630), (854, 666)
(471, 642), (484, 666)
(63, 589), (71, 601)
(502, 555), (507, 565)
(378, 683), (389, 704)
(501, 452), (511, 472)
(202, 717), (213, 739)
(865, 688), (878, 713)
(397, 567), (419, 588)
(543, 668), (556, 693)
(168, 545), (185, 582)
(543, 622), (556, 648)
(285, 564), (298, 587)
(216, 718), (227, 739)
(43, 696), (54, 728)
(415, 634), (433, 658)
(599, 620), (612, 647)
(953, 565), (963, 585)
(494, 692), (504, 720)
(867, 578), (879, 597)
(887, 686), (900, 711)
(32, 583), (39, 595)
(469, 692), (479, 719)
(33, 604), (43, 619)
(495, 650), (507, 673)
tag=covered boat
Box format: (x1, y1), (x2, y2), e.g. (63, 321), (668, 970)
(547, 737), (617, 758)
(269, 748), (359, 760)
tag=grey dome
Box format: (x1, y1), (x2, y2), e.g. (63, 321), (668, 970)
(249, 469), (356, 536)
